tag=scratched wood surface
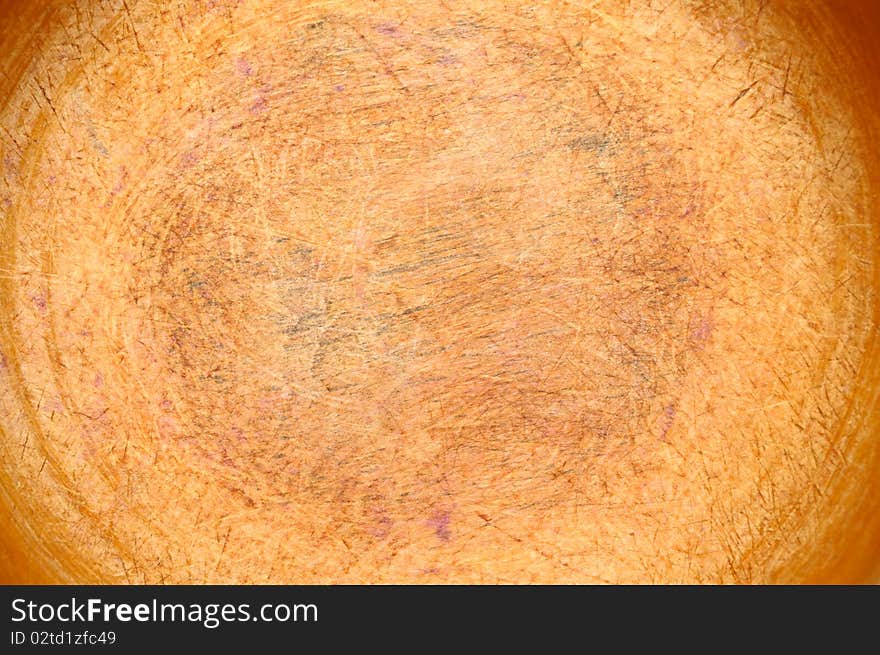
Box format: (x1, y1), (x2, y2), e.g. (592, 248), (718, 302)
(0, 0), (878, 583)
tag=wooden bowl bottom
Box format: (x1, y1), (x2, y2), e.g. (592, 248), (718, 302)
(1, 0), (879, 583)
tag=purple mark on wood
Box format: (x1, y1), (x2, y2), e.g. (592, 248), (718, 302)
(110, 166), (128, 196)
(659, 403), (677, 441)
(376, 22), (401, 37)
(42, 396), (64, 417)
(3, 154), (18, 176)
(368, 514), (394, 539)
(236, 56), (253, 77)
(333, 84), (346, 92)
(30, 294), (47, 313)
(689, 312), (713, 349)
(249, 96), (268, 114)
(160, 398), (173, 411)
(180, 150), (199, 168)
(427, 509), (452, 542)
(249, 84), (272, 115)
(94, 373), (104, 388)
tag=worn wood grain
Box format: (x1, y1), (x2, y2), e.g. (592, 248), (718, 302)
(0, 0), (878, 583)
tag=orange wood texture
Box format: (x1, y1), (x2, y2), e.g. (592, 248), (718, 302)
(1, 0), (879, 583)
